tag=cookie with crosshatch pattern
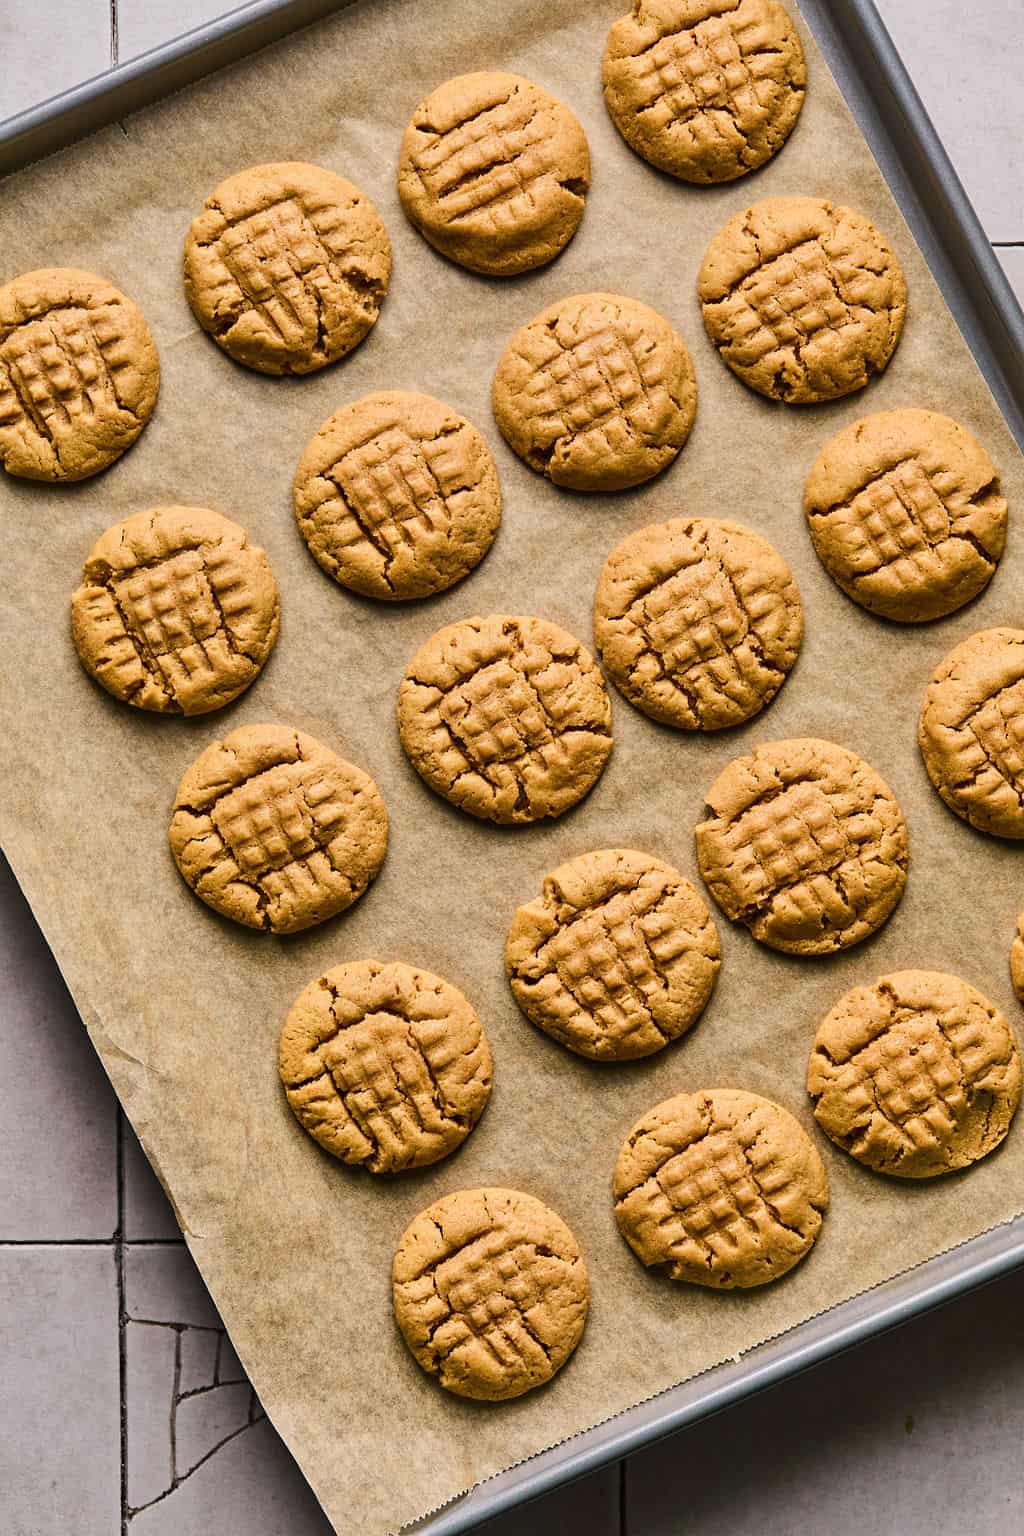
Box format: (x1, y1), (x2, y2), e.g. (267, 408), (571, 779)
(603, 0), (806, 185)
(0, 267), (158, 481)
(808, 970), (1021, 1178)
(168, 723), (387, 933)
(614, 1088), (828, 1288)
(698, 196), (907, 403)
(392, 1187), (588, 1399)
(183, 161), (390, 375)
(492, 291), (697, 491)
(397, 71), (590, 276)
(71, 506), (279, 715)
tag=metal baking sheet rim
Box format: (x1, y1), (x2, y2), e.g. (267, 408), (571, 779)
(2, 1), (1024, 1532)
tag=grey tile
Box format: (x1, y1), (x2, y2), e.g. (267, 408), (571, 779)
(216, 1332), (245, 1385)
(179, 1326), (220, 1394)
(117, 0), (235, 62)
(997, 246), (1024, 308)
(0, 1245), (120, 1535)
(127, 1321), (178, 1511)
(0, 856), (118, 1239)
(0, 0), (110, 121)
(126, 1241), (222, 1328)
(123, 1122), (183, 1241)
(176, 1382), (257, 1478)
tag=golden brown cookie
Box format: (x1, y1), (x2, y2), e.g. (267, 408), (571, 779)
(0, 267), (159, 481)
(397, 71), (590, 276)
(603, 0), (806, 185)
(492, 291), (697, 491)
(919, 629), (1024, 840)
(614, 1088), (828, 1288)
(293, 390), (500, 601)
(805, 410), (1006, 622)
(506, 848), (720, 1061)
(392, 1187), (588, 1400)
(278, 959), (491, 1173)
(808, 970), (1022, 1178)
(594, 516), (802, 730)
(1012, 916), (1024, 1004)
(695, 737), (908, 955)
(699, 196), (907, 403)
(397, 614), (613, 824)
(71, 506), (279, 715)
(183, 162), (390, 375)
(169, 723), (387, 933)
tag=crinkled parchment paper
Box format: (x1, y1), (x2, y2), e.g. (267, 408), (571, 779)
(2, 2), (1024, 1531)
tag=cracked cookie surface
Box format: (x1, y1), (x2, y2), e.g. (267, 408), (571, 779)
(594, 516), (802, 729)
(0, 266), (158, 481)
(614, 1088), (827, 1288)
(397, 614), (613, 824)
(699, 196), (907, 403)
(398, 71), (590, 276)
(507, 848), (720, 1061)
(919, 629), (1024, 840)
(392, 1186), (588, 1400)
(183, 161), (391, 375)
(808, 970), (1021, 1178)
(169, 723), (387, 932)
(71, 506), (279, 715)
(805, 410), (1006, 622)
(293, 390), (500, 600)
(695, 737), (908, 954)
(278, 959), (491, 1173)
(492, 291), (697, 491)
(603, 0), (806, 185)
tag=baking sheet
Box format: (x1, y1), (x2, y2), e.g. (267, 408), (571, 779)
(2, 1), (1024, 1531)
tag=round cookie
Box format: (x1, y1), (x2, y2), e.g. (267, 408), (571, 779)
(392, 1187), (588, 1400)
(695, 737), (908, 955)
(0, 267), (159, 482)
(594, 516), (803, 730)
(278, 960), (491, 1173)
(71, 506), (279, 715)
(293, 390), (500, 600)
(805, 410), (1006, 622)
(169, 723), (387, 933)
(603, 0), (807, 185)
(183, 162), (391, 375)
(808, 970), (1022, 1178)
(507, 848), (720, 1061)
(918, 629), (1024, 840)
(398, 71), (590, 276)
(397, 614), (613, 824)
(698, 196), (907, 403)
(1012, 916), (1024, 1004)
(492, 292), (697, 491)
(613, 1089), (828, 1288)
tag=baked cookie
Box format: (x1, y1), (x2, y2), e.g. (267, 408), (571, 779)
(506, 848), (720, 1061)
(71, 506), (279, 715)
(695, 737), (908, 954)
(0, 267), (158, 481)
(594, 516), (802, 730)
(699, 196), (907, 403)
(397, 614), (613, 824)
(614, 1088), (828, 1288)
(183, 162), (390, 375)
(492, 292), (697, 491)
(808, 970), (1022, 1178)
(392, 1187), (588, 1400)
(293, 390), (500, 600)
(398, 71), (590, 276)
(279, 960), (491, 1173)
(169, 723), (387, 933)
(805, 410), (1006, 622)
(919, 629), (1024, 839)
(603, 0), (806, 185)
(1012, 916), (1024, 1004)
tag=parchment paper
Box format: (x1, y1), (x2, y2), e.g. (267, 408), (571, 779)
(2, 2), (1024, 1530)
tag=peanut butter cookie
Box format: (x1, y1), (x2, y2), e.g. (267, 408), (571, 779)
(808, 970), (1021, 1178)
(398, 71), (590, 276)
(1012, 916), (1024, 1004)
(169, 723), (387, 933)
(392, 1187), (588, 1400)
(699, 196), (907, 403)
(614, 1088), (828, 1288)
(0, 267), (158, 481)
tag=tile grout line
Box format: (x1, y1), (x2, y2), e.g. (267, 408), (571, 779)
(117, 1109), (128, 1536)
(109, 0), (119, 67)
